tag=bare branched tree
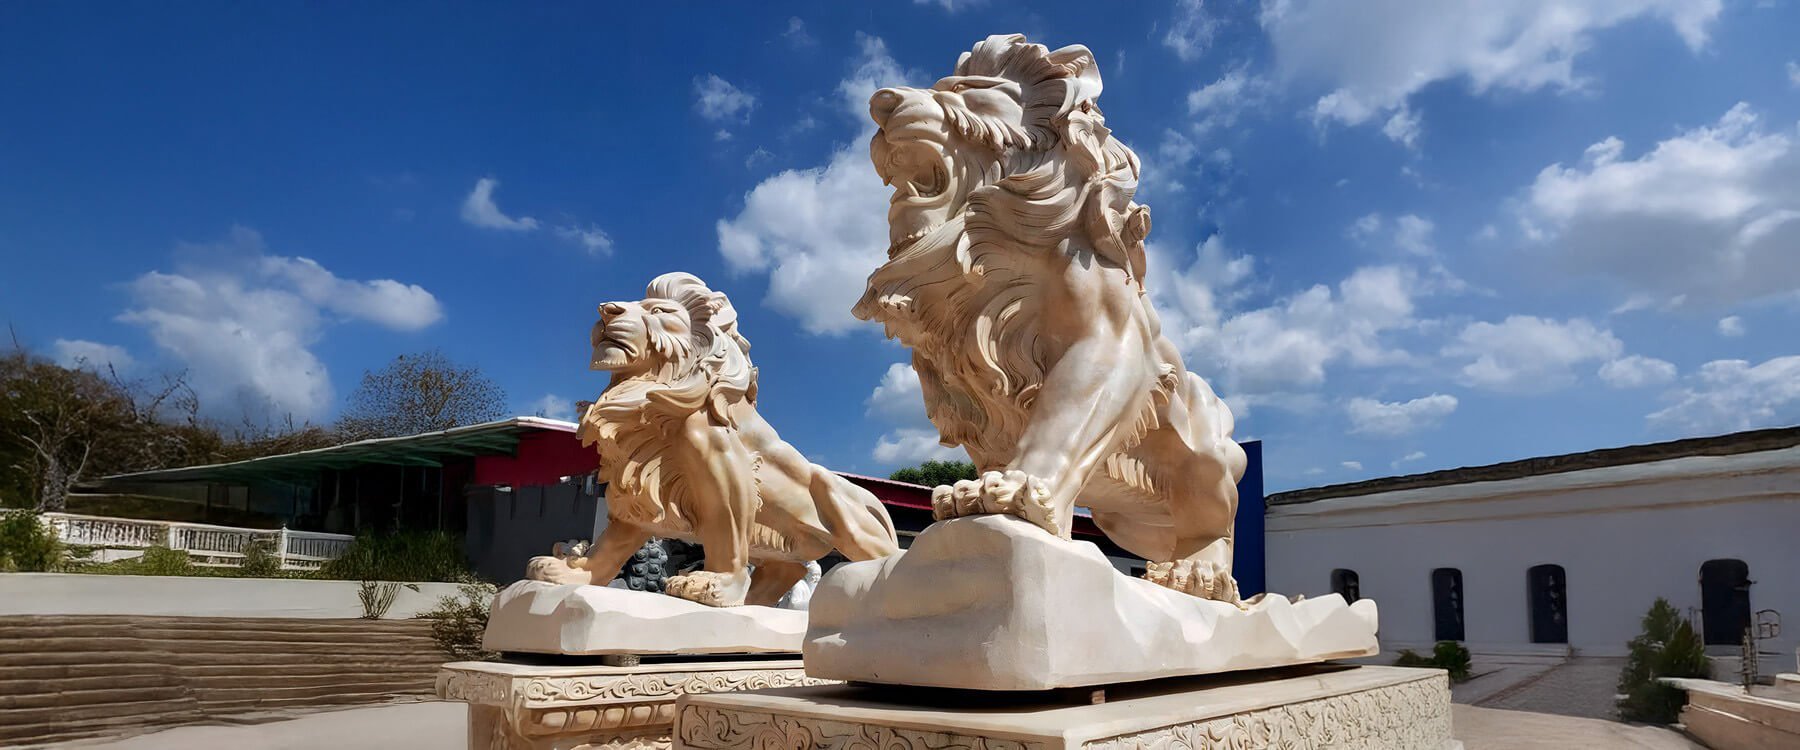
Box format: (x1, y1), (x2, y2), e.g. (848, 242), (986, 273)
(337, 350), (506, 440)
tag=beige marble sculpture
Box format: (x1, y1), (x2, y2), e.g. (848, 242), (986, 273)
(855, 33), (1248, 601)
(528, 273), (900, 607)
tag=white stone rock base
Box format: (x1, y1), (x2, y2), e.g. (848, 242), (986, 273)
(806, 515), (1380, 690)
(437, 658), (834, 750)
(484, 581), (807, 656)
(673, 664), (1457, 749)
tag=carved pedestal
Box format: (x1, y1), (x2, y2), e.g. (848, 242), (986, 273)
(674, 665), (1459, 750)
(438, 658), (832, 750)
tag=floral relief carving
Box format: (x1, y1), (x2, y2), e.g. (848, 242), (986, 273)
(1083, 673), (1452, 749)
(521, 668), (833, 706)
(676, 704), (1044, 750)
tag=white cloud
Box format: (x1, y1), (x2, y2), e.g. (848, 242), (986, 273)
(1788, 61), (1800, 88)
(872, 428), (964, 464)
(260, 255), (442, 331)
(1393, 214), (1435, 256)
(460, 177), (539, 231)
(1382, 105), (1422, 148)
(693, 74), (756, 122)
(1186, 69), (1267, 132)
(1717, 315), (1746, 337)
(783, 17), (815, 48)
(52, 339), (134, 374)
(1648, 355), (1800, 434)
(115, 226), (442, 422)
(1346, 393), (1458, 437)
(1164, 0), (1220, 62)
(1153, 236), (1429, 401)
(1597, 354), (1677, 389)
(912, 0), (983, 11)
(529, 393), (574, 421)
(1445, 315), (1622, 393)
(1341, 460), (1364, 471)
(555, 225), (614, 256)
(1523, 103), (1800, 305)
(1266, 1), (1721, 131)
(716, 35), (915, 335)
(865, 363), (927, 424)
(1391, 450), (1427, 469)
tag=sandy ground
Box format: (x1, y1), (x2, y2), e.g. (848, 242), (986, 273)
(54, 700), (1705, 750)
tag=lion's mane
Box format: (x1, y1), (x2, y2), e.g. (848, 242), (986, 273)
(579, 272), (758, 527)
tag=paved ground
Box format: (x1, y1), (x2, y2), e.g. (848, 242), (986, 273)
(1476, 656), (1628, 720)
(55, 699), (1702, 749)
(1454, 705), (1701, 749)
(57, 701), (467, 750)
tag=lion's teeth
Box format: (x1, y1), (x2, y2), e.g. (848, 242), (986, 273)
(901, 180), (920, 198)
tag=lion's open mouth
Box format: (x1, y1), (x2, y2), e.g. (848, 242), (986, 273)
(875, 138), (949, 204)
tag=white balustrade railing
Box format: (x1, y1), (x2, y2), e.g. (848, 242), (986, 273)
(37, 512), (355, 571)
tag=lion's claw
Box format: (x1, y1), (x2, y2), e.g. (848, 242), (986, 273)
(665, 570), (747, 608)
(1145, 559), (1242, 605)
(931, 470), (1062, 537)
(525, 555), (593, 585)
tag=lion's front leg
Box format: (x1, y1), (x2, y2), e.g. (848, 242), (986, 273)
(662, 417), (756, 607)
(1144, 538), (1241, 606)
(525, 519), (649, 587)
(933, 309), (1159, 539)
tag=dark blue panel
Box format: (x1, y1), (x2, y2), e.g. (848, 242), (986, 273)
(1233, 440), (1266, 598)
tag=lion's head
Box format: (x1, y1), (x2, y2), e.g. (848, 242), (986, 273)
(583, 273), (755, 440)
(864, 34), (1150, 280)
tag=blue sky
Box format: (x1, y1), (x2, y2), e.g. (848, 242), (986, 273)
(3, 1), (1798, 491)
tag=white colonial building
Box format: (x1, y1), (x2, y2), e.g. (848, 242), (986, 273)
(1265, 427), (1799, 662)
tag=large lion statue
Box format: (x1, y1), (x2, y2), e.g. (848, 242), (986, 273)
(527, 272), (899, 607)
(855, 35), (1248, 602)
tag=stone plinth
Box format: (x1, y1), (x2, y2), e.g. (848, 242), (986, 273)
(438, 658), (833, 750)
(673, 664), (1456, 749)
(484, 581), (806, 656)
(806, 515), (1379, 690)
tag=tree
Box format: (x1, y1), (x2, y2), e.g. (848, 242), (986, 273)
(1617, 597), (1709, 724)
(338, 350), (506, 439)
(0, 345), (135, 510)
(889, 459), (978, 487)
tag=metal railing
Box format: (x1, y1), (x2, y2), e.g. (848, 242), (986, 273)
(37, 512), (354, 571)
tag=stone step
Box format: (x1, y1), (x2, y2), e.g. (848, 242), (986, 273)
(0, 648), (448, 667)
(0, 684), (193, 711)
(0, 697), (204, 739)
(0, 671), (179, 697)
(193, 679), (433, 706)
(0, 625), (438, 646)
(0, 615), (436, 632)
(0, 635), (437, 656)
(195, 691), (423, 715)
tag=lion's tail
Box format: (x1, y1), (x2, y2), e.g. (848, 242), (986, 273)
(808, 466), (901, 561)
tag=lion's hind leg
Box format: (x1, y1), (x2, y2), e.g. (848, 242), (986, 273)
(744, 560), (810, 607)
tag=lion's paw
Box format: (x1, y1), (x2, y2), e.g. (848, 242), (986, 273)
(525, 555), (593, 585)
(664, 570), (749, 608)
(1145, 559), (1242, 606)
(931, 470), (1061, 537)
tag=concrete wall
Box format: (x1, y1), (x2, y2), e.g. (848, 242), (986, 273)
(1266, 446), (1800, 658)
(0, 573), (467, 619)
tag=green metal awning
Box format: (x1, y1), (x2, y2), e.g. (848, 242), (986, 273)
(101, 417), (579, 485)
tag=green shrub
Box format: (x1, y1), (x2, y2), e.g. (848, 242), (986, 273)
(1433, 640), (1473, 682)
(1394, 641), (1472, 682)
(1618, 598), (1709, 724)
(240, 537), (281, 577)
(0, 512), (64, 572)
(420, 582), (499, 661)
(320, 530), (471, 583)
(134, 545), (197, 576)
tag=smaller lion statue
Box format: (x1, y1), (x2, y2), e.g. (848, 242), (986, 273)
(526, 273), (900, 607)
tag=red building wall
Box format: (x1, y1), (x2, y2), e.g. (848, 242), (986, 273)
(472, 430), (599, 487)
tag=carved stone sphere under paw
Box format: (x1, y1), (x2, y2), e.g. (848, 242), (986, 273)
(930, 470), (1061, 537)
